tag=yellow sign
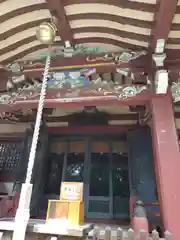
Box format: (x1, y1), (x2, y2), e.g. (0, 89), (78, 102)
(60, 182), (83, 201)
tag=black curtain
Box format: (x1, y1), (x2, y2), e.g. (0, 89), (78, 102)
(127, 126), (158, 215)
(14, 128), (33, 190)
(44, 153), (64, 195)
(15, 123), (49, 217)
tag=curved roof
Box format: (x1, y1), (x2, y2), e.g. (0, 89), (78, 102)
(0, 0), (180, 64)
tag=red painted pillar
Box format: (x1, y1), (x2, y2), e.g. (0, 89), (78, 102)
(151, 93), (180, 239)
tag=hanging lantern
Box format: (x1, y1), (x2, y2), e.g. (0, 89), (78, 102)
(36, 22), (56, 45)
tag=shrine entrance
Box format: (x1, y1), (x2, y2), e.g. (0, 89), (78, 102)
(47, 137), (130, 221)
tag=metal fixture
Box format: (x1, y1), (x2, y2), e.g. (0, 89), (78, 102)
(36, 22), (56, 45)
(155, 39), (165, 54)
(155, 70), (169, 94)
(152, 53), (166, 67)
(64, 40), (71, 48)
(12, 22), (54, 240)
(63, 40), (74, 57)
(152, 52), (166, 67)
(152, 40), (168, 94)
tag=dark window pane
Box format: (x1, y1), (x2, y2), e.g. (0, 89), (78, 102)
(90, 153), (109, 197)
(45, 153), (64, 195)
(112, 154), (129, 197)
(111, 154), (130, 218)
(88, 200), (109, 213)
(65, 153), (84, 182)
(113, 197), (129, 217)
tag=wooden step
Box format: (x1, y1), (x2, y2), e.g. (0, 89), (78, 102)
(88, 226), (172, 240)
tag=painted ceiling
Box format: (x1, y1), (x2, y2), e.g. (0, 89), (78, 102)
(0, 0), (180, 64)
(0, 0), (180, 125)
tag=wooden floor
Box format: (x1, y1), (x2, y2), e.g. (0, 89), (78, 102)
(0, 218), (93, 237)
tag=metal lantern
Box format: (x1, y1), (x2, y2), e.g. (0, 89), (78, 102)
(36, 22), (56, 45)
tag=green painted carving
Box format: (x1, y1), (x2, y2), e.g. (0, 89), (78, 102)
(39, 44), (106, 59)
(39, 53), (48, 60)
(115, 51), (146, 62)
(118, 86), (147, 99)
(73, 44), (105, 54)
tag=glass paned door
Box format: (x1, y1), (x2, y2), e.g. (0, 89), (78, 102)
(112, 154), (130, 219)
(86, 141), (130, 220)
(86, 152), (113, 219)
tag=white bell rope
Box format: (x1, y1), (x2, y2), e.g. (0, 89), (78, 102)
(25, 49), (51, 184)
(12, 46), (51, 240)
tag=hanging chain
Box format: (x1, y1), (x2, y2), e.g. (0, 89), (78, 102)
(25, 46), (51, 184)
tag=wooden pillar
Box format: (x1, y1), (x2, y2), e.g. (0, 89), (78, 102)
(151, 93), (180, 239)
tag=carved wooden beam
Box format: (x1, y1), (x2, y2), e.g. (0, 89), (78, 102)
(151, 0), (178, 52)
(0, 112), (138, 123)
(0, 86), (153, 113)
(2, 53), (147, 82)
(46, 0), (74, 43)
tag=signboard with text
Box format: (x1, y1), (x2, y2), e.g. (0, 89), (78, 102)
(60, 182), (83, 201)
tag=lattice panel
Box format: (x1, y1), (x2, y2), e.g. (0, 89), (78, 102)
(0, 141), (23, 171)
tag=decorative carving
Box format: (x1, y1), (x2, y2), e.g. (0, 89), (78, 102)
(118, 86), (147, 99)
(39, 44), (106, 60)
(1, 69), (180, 108)
(115, 51), (146, 78)
(6, 62), (22, 73)
(5, 49), (146, 77)
(0, 112), (20, 122)
(86, 51), (146, 63)
(0, 87), (40, 104)
(40, 46), (146, 61)
(74, 44), (105, 55)
(0, 81), (147, 106)
(0, 68), (149, 106)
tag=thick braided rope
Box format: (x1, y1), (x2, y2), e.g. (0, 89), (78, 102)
(25, 50), (51, 184)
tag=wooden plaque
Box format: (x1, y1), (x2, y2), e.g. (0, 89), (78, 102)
(60, 182), (83, 201)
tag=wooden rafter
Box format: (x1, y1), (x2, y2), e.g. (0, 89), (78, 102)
(151, 0), (178, 52)
(46, 0), (74, 43)
(1, 0), (180, 64)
